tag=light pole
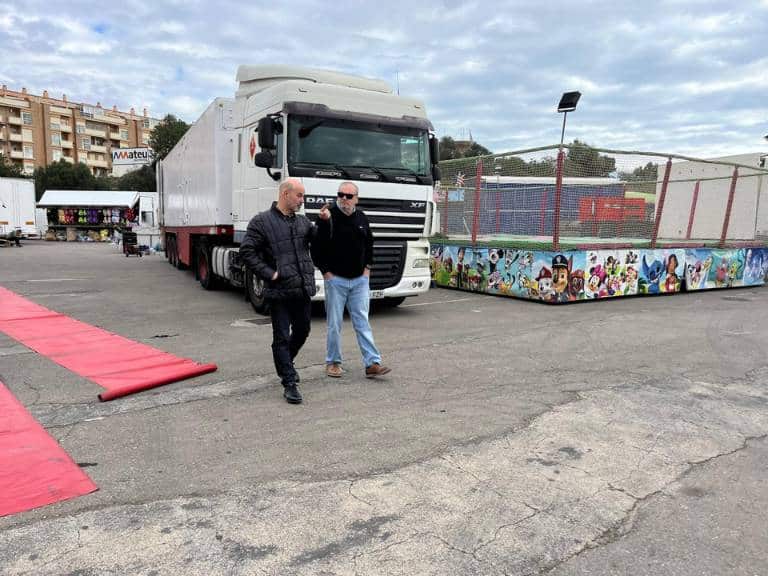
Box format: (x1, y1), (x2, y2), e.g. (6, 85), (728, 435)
(557, 91), (581, 146)
(553, 91), (581, 250)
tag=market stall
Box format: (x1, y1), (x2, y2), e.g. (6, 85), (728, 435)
(37, 190), (159, 246)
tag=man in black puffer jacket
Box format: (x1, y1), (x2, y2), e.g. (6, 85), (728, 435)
(239, 178), (317, 404)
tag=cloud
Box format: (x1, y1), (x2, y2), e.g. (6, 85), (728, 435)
(1, 0), (766, 158)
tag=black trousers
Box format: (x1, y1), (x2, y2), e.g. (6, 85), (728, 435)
(269, 298), (312, 386)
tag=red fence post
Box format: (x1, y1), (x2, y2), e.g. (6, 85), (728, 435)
(719, 168), (739, 248)
(442, 183), (449, 235)
(553, 148), (565, 251)
(651, 157), (672, 249)
(685, 181), (700, 240)
(471, 159), (483, 245)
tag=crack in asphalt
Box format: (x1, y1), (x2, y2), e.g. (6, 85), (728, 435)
(536, 432), (768, 575)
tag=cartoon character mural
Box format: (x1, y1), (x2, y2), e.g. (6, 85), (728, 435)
(640, 254), (663, 294)
(743, 248), (767, 286)
(684, 249), (745, 290)
(551, 254), (571, 303)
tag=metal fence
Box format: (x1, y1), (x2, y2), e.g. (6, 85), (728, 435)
(436, 145), (768, 250)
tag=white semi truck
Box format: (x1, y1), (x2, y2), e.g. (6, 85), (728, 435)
(157, 65), (440, 313)
(0, 176), (36, 240)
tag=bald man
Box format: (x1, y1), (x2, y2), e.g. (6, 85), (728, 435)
(240, 178), (317, 404)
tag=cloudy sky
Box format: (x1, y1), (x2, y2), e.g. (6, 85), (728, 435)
(2, 0), (767, 158)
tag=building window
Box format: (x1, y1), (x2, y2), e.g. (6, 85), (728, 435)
(22, 128), (33, 141)
(23, 145), (34, 159)
(120, 129), (129, 140)
(141, 134), (150, 145)
(23, 163), (34, 175)
(51, 133), (61, 146)
(50, 120), (61, 130)
(22, 112), (32, 125)
(81, 136), (91, 150)
(76, 124), (85, 133)
(52, 149), (62, 161)
(60, 118), (70, 128)
(85, 120), (104, 130)
(142, 119), (150, 129)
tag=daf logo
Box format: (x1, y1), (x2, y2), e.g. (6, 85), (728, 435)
(410, 201), (426, 208)
(306, 196), (335, 205)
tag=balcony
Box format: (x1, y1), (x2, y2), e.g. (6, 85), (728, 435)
(60, 140), (73, 149)
(61, 156), (74, 164)
(60, 124), (72, 132)
(90, 144), (107, 153)
(85, 127), (107, 138)
(9, 133), (23, 142)
(8, 116), (22, 125)
(9, 150), (23, 159)
(49, 105), (71, 115)
(86, 158), (109, 168)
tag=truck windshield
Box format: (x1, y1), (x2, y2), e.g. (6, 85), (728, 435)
(287, 114), (430, 181)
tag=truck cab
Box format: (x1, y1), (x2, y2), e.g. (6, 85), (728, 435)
(229, 66), (440, 312)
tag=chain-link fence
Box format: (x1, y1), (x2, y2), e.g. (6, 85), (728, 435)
(435, 145), (768, 250)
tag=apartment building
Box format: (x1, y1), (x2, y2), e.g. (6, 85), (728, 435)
(0, 85), (159, 176)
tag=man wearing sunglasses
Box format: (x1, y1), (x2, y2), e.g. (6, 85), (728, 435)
(313, 182), (391, 379)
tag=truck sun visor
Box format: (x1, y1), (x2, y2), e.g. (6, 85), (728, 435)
(282, 102), (434, 131)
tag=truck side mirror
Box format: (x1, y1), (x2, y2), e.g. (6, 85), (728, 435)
(431, 165), (441, 182)
(429, 134), (439, 165)
(254, 151), (273, 168)
(258, 117), (276, 150)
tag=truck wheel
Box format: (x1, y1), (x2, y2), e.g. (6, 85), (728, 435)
(246, 271), (269, 315)
(384, 296), (406, 307)
(197, 242), (219, 290)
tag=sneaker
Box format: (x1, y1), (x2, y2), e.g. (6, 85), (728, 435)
(283, 384), (303, 404)
(326, 363), (343, 378)
(365, 363), (391, 378)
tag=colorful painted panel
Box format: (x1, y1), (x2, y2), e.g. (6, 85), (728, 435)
(743, 248), (768, 286)
(431, 243), (765, 303)
(684, 249), (745, 290)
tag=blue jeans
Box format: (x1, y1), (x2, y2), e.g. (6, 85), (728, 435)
(324, 274), (381, 368)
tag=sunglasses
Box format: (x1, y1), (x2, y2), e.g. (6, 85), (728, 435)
(337, 192), (357, 200)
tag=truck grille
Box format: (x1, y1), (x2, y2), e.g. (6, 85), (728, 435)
(370, 242), (406, 290)
(305, 196), (427, 239)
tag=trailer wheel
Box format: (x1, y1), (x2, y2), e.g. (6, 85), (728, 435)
(246, 271), (269, 315)
(384, 296), (406, 308)
(197, 241), (219, 290)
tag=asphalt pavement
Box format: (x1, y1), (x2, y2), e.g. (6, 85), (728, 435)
(1, 241), (766, 575)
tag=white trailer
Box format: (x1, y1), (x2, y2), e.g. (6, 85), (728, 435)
(0, 177), (36, 239)
(158, 66), (440, 313)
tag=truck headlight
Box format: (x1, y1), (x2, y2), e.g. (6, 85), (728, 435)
(413, 258), (430, 268)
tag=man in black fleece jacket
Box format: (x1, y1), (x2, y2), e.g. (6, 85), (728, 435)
(312, 181), (391, 379)
(240, 178), (316, 404)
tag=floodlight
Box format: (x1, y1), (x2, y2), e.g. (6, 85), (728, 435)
(557, 91), (581, 113)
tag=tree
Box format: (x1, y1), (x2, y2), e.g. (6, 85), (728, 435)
(116, 165), (156, 192)
(619, 162), (658, 183)
(562, 140), (616, 177)
(32, 160), (98, 201)
(0, 154), (24, 178)
(150, 114), (190, 162)
(439, 136), (492, 160)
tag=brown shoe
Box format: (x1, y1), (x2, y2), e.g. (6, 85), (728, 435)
(326, 363), (343, 378)
(365, 363), (391, 378)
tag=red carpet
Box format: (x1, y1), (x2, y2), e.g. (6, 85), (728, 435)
(0, 381), (98, 516)
(0, 286), (217, 401)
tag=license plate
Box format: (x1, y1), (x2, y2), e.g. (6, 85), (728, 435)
(370, 290), (384, 299)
